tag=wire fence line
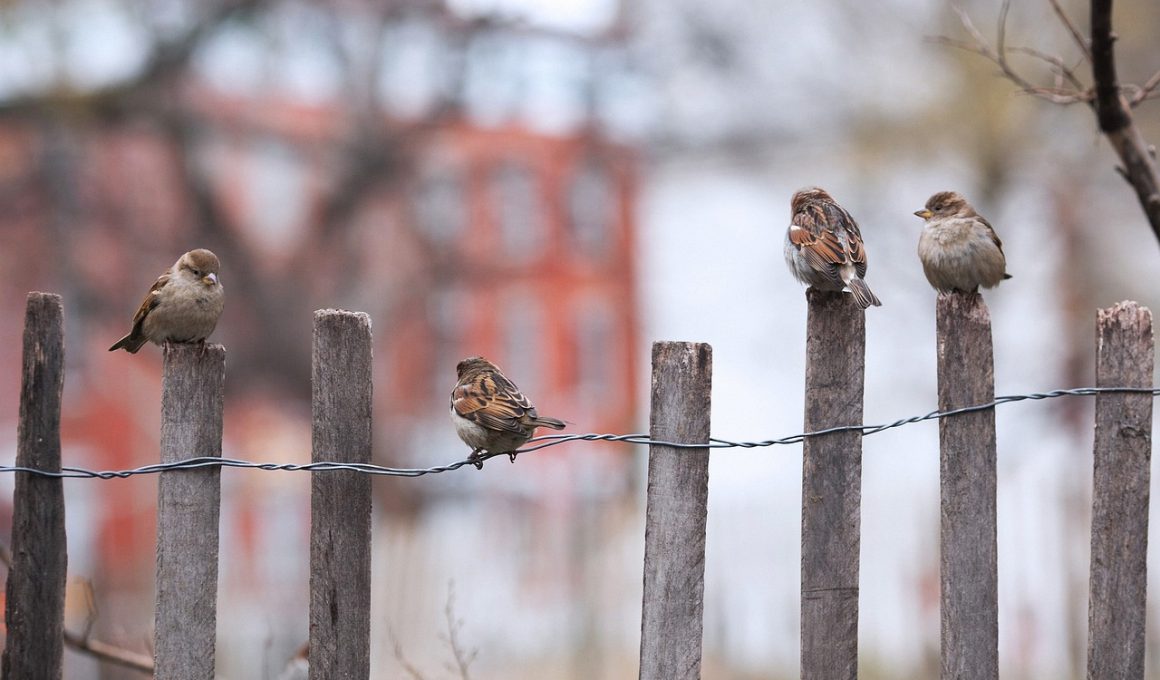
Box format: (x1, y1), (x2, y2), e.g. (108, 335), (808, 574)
(3, 386), (1157, 480)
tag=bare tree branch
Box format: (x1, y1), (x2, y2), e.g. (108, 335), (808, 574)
(1009, 46), (1085, 91)
(937, 0), (1160, 246)
(931, 5), (1091, 105)
(388, 628), (430, 680)
(1089, 0), (1160, 242)
(0, 541), (154, 675)
(1047, 0), (1092, 63)
(1129, 68), (1160, 105)
(0, 0), (266, 121)
(442, 582), (478, 680)
(61, 631), (155, 676)
(1090, 0), (1128, 131)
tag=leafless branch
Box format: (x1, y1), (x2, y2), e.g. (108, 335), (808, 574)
(1009, 46), (1086, 92)
(384, 584), (477, 680)
(937, 0), (1160, 246)
(931, 4), (1091, 105)
(1129, 69), (1160, 105)
(61, 631), (155, 675)
(1089, 0), (1160, 243)
(0, 540), (155, 675)
(1047, 0), (1092, 63)
(442, 582), (478, 680)
(0, 0), (266, 121)
(389, 628), (430, 680)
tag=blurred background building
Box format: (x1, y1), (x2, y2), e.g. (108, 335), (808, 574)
(1, 0), (1159, 678)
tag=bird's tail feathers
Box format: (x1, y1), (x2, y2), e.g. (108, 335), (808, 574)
(847, 278), (882, 309)
(108, 334), (146, 353)
(532, 416), (567, 430)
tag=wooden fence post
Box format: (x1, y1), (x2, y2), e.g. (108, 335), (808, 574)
(936, 292), (998, 679)
(309, 310), (373, 679)
(154, 343), (226, 680)
(1086, 301), (1153, 679)
(638, 341), (712, 680)
(2, 293), (67, 680)
(800, 289), (864, 680)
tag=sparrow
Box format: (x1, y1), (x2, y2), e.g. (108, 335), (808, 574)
(785, 187), (882, 308)
(914, 191), (1011, 293)
(450, 356), (566, 468)
(109, 249), (224, 353)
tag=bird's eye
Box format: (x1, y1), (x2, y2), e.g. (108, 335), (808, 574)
(191, 269), (201, 276)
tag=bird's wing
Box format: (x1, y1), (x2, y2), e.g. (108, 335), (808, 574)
(451, 371), (535, 435)
(788, 222), (845, 272)
(978, 214), (1005, 252)
(828, 203), (869, 278)
(128, 273), (170, 333)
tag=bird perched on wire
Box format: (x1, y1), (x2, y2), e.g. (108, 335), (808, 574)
(109, 249), (224, 353)
(784, 187), (882, 308)
(450, 356), (566, 468)
(914, 191), (1011, 294)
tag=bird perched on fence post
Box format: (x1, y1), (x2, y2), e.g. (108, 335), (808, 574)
(450, 356), (566, 469)
(915, 191), (1011, 294)
(109, 249), (224, 353)
(784, 187), (882, 308)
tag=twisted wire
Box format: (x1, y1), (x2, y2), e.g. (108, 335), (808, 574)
(3, 386), (1155, 479)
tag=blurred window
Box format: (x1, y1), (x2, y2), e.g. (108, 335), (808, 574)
(414, 169), (466, 241)
(576, 303), (614, 405)
(568, 158), (614, 257)
(492, 161), (544, 261)
(503, 292), (543, 397)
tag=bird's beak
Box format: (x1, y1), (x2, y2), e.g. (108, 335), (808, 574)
(203, 273), (218, 286)
(914, 209), (932, 219)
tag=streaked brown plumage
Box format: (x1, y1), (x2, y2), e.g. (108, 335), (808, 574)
(109, 249), (224, 353)
(784, 187), (882, 308)
(450, 356), (566, 468)
(915, 191), (1011, 293)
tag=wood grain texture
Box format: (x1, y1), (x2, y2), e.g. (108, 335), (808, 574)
(936, 292), (998, 680)
(2, 293), (67, 680)
(800, 289), (864, 680)
(309, 310), (373, 680)
(1087, 301), (1153, 680)
(154, 343), (225, 680)
(639, 341), (712, 680)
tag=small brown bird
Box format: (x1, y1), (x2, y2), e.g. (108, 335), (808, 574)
(450, 356), (566, 468)
(785, 187), (882, 308)
(109, 249), (224, 353)
(915, 191), (1011, 293)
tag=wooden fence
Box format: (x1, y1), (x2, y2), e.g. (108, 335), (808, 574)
(1, 289), (1155, 679)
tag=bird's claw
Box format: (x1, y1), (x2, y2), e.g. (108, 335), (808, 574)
(468, 450), (484, 470)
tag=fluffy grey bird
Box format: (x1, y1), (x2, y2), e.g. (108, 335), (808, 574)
(109, 249), (224, 353)
(785, 187), (882, 308)
(915, 191), (1011, 293)
(450, 356), (566, 468)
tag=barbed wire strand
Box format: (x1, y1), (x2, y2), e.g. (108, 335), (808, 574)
(2, 386), (1156, 480)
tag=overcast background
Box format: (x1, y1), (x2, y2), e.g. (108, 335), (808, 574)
(1, 0), (1159, 678)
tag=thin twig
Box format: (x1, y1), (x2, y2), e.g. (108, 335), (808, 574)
(443, 583), (478, 680)
(1130, 69), (1160, 106)
(0, 540), (155, 675)
(1047, 0), (1092, 62)
(1009, 46), (1087, 92)
(388, 627), (429, 680)
(61, 631), (155, 675)
(936, 5), (1089, 105)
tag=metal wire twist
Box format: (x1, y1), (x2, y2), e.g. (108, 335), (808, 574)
(2, 386), (1156, 479)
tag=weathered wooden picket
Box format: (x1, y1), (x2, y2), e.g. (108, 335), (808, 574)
(0, 290), (1154, 679)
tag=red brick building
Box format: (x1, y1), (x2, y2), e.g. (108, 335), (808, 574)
(0, 9), (640, 673)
